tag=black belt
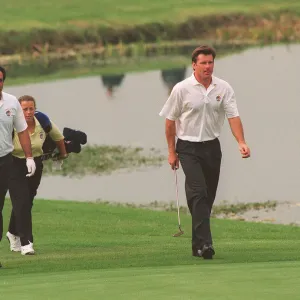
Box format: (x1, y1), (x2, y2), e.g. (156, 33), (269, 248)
(178, 138), (218, 144)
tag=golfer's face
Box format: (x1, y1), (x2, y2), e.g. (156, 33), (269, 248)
(21, 101), (35, 122)
(0, 72), (4, 93)
(193, 54), (214, 79)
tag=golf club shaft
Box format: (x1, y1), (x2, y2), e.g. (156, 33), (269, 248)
(174, 169), (181, 228)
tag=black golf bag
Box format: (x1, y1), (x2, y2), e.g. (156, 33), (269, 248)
(34, 111), (87, 161)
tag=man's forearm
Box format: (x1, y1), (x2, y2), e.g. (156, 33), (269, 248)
(228, 116), (246, 143)
(17, 129), (33, 158)
(165, 119), (176, 153)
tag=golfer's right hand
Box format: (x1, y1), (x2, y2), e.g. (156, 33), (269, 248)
(168, 152), (179, 170)
(26, 157), (36, 177)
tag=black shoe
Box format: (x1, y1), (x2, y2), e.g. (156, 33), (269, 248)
(193, 244), (215, 259)
(0, 262), (2, 268)
(202, 245), (215, 259)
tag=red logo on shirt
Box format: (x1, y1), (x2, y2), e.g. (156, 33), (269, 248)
(5, 109), (11, 116)
(216, 95), (221, 101)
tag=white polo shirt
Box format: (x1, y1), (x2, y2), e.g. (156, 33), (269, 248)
(159, 74), (239, 142)
(0, 92), (27, 157)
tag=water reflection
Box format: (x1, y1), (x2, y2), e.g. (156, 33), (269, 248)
(6, 44), (300, 206)
(161, 67), (186, 95)
(101, 73), (125, 98)
(2, 43), (250, 80)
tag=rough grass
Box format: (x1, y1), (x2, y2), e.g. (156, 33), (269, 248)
(211, 200), (278, 216)
(133, 199), (278, 216)
(43, 145), (165, 177)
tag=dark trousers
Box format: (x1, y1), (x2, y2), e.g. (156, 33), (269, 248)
(8, 156), (43, 245)
(0, 153), (13, 243)
(176, 138), (222, 250)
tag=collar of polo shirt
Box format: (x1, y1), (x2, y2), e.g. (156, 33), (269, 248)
(190, 73), (217, 87)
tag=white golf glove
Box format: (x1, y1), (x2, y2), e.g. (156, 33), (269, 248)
(26, 157), (36, 177)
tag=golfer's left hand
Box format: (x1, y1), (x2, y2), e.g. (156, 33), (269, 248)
(239, 142), (250, 158)
(26, 157), (36, 177)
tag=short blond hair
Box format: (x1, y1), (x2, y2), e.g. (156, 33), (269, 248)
(18, 95), (36, 108)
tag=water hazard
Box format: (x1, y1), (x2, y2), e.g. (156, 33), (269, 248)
(6, 44), (300, 205)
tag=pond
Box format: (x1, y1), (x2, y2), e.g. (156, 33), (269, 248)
(6, 44), (300, 206)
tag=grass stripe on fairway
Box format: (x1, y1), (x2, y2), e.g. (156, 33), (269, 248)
(0, 199), (300, 299)
(1, 262), (300, 299)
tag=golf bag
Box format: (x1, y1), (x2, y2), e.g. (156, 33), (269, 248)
(34, 111), (87, 161)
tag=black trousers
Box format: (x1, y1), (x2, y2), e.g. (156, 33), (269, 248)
(0, 153), (13, 243)
(8, 156), (43, 245)
(176, 138), (222, 250)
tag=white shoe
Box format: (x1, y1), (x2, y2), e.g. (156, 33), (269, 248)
(21, 242), (35, 255)
(6, 232), (21, 252)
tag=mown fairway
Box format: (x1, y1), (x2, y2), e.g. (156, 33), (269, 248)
(1, 0), (300, 30)
(0, 199), (300, 299)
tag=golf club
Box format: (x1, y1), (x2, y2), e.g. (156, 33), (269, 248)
(173, 169), (184, 237)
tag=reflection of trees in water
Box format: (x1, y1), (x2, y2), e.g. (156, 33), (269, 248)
(101, 74), (125, 98)
(161, 67), (186, 95)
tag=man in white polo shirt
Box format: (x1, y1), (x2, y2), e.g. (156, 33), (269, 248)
(159, 46), (250, 259)
(0, 66), (36, 268)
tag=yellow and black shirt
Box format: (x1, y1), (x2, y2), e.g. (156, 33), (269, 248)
(12, 116), (64, 158)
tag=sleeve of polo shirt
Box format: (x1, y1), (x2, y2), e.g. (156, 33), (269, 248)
(159, 84), (183, 120)
(13, 100), (27, 133)
(223, 84), (239, 118)
(49, 121), (64, 142)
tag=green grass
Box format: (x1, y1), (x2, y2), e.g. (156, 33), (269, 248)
(2, 262), (300, 299)
(1, 199), (300, 299)
(1, 0), (300, 30)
